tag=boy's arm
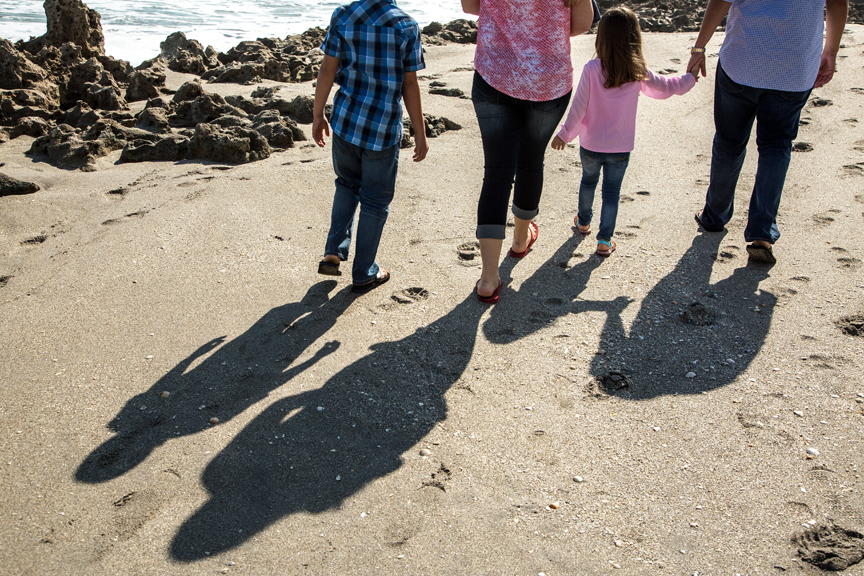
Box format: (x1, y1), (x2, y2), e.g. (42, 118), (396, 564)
(402, 71), (428, 162)
(313, 55), (340, 147)
(461, 0), (479, 16)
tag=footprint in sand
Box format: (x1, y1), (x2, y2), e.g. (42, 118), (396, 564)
(836, 314), (864, 337)
(799, 117), (811, 126)
(713, 249), (737, 262)
(107, 187), (128, 196)
(843, 163), (864, 176)
(837, 257), (862, 270)
(20, 235), (48, 245)
(391, 287), (429, 304)
(845, 118), (859, 125)
(636, 191), (650, 196)
(617, 231), (637, 239)
(809, 97), (833, 108)
(776, 287), (798, 298)
(831, 246), (848, 253)
(457, 241), (479, 262)
(855, 194), (864, 204)
(850, 87), (864, 95)
(619, 195), (635, 203)
(102, 210), (149, 226)
(852, 140), (864, 153)
(657, 68), (678, 75)
(792, 142), (814, 152)
(0, 275), (11, 288)
(811, 213), (835, 225)
(791, 276), (811, 282)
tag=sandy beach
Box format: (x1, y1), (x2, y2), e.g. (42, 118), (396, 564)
(2, 18), (864, 575)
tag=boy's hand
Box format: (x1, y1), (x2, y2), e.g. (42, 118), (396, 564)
(413, 134), (429, 162)
(313, 115), (330, 147)
(551, 136), (566, 150)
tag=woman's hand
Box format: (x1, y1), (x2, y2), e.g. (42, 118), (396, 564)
(551, 136), (566, 150)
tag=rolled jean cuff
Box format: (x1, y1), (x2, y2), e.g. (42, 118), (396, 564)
(512, 204), (538, 221)
(476, 224), (506, 240)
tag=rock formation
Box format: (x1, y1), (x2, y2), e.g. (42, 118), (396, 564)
(0, 173), (41, 196)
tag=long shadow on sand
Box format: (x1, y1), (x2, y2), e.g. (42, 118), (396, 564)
(586, 232), (775, 399)
(76, 280), (352, 484)
(482, 230), (775, 399)
(169, 295), (485, 561)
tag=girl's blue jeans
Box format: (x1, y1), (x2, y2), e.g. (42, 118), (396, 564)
(324, 134), (399, 284)
(576, 147), (631, 243)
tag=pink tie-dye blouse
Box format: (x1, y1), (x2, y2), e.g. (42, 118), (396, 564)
(474, 0), (574, 102)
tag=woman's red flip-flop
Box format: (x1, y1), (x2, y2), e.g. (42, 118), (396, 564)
(475, 279), (501, 304)
(508, 222), (538, 258)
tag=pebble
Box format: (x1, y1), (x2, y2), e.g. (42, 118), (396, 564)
(793, 410), (804, 417)
(653, 427), (661, 432)
(685, 372), (696, 378)
(159, 391), (170, 398)
(549, 502), (559, 510)
(612, 563), (621, 569)
(317, 406), (324, 411)
(209, 417), (219, 424)
(806, 447), (819, 457)
(146, 355), (153, 359)
(419, 449), (432, 457)
(858, 393), (864, 398)
(614, 540), (623, 547)
(573, 476), (585, 483)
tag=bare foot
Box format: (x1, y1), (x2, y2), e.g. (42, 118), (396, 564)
(476, 275), (499, 298)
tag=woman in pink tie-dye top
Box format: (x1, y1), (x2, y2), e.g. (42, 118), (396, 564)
(461, 0), (598, 304)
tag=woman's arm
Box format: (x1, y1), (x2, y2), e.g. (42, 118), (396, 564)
(567, 0), (594, 36)
(461, 0), (479, 16)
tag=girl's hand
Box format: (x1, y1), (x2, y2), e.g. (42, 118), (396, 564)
(551, 136), (566, 150)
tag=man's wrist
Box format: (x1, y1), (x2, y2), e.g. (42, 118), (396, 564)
(691, 46), (706, 55)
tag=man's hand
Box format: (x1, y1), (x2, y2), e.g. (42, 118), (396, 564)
(813, 51), (837, 88)
(551, 136), (566, 150)
(313, 115), (330, 148)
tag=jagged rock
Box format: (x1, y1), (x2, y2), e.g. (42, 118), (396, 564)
(160, 32), (219, 74)
(0, 89), (58, 126)
(62, 102), (101, 127)
(101, 110), (136, 127)
(63, 57), (103, 103)
(172, 80), (203, 104)
(407, 114), (462, 138)
(251, 86), (276, 99)
(429, 87), (467, 99)
(16, 0), (105, 58)
(134, 107), (171, 133)
(0, 129), (8, 144)
(186, 123), (270, 164)
(169, 93), (245, 128)
(423, 19), (477, 44)
(250, 109), (297, 149)
(126, 64), (166, 102)
(0, 173), (40, 196)
(0, 40), (58, 105)
(210, 115), (251, 129)
(28, 123), (100, 169)
(10, 116), (51, 138)
(201, 62), (265, 85)
(84, 81), (126, 110)
(146, 96), (172, 109)
(119, 134), (189, 163)
(289, 95), (314, 124)
(98, 55), (133, 84)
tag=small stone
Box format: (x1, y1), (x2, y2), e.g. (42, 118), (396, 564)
(653, 426), (661, 431)
(793, 410), (804, 417)
(806, 447), (819, 457)
(549, 502), (559, 509)
(146, 355), (154, 359)
(573, 476), (585, 483)
(690, 522), (698, 528)
(317, 406), (324, 411)
(336, 475), (341, 481)
(614, 539), (623, 547)
(159, 391), (170, 398)
(858, 393), (864, 398)
(419, 449), (432, 457)
(685, 372), (696, 378)
(209, 417), (219, 424)
(612, 563), (621, 569)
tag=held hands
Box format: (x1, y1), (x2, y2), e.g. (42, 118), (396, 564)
(687, 52), (706, 81)
(312, 115), (330, 147)
(550, 135), (566, 151)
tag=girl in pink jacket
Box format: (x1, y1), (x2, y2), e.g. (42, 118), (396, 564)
(552, 7), (695, 257)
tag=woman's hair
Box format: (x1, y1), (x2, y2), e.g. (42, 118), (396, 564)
(595, 6), (647, 89)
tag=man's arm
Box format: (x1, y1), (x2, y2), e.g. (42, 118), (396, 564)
(566, 0), (595, 36)
(461, 0), (479, 16)
(815, 0), (849, 88)
(402, 72), (428, 162)
(687, 0), (732, 78)
(312, 55), (339, 147)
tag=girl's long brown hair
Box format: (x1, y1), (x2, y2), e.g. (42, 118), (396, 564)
(595, 7), (647, 88)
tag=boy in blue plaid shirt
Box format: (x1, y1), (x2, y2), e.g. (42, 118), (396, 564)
(314, 0), (428, 293)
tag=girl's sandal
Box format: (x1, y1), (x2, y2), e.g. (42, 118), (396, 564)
(596, 240), (616, 257)
(574, 216), (591, 235)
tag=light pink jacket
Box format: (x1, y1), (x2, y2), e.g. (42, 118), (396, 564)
(557, 58), (695, 153)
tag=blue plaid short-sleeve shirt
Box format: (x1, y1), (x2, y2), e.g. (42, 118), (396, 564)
(322, 0), (425, 151)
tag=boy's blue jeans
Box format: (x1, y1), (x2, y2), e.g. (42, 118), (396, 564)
(699, 62), (810, 243)
(576, 147), (631, 243)
(324, 134), (399, 284)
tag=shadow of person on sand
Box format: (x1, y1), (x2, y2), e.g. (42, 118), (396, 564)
(482, 229), (609, 345)
(169, 295), (485, 561)
(76, 280), (352, 484)
(586, 231), (776, 400)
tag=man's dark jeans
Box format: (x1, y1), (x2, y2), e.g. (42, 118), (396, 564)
(699, 62), (811, 243)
